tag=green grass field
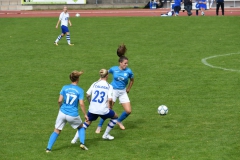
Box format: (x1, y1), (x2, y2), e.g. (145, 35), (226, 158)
(0, 16), (240, 160)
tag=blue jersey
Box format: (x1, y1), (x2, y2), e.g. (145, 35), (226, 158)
(59, 84), (84, 117)
(109, 66), (134, 90)
(174, 0), (182, 6)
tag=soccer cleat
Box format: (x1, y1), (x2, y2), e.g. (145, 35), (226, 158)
(117, 122), (125, 130)
(102, 134), (114, 140)
(68, 43), (74, 46)
(80, 144), (88, 150)
(95, 126), (101, 134)
(46, 148), (51, 153)
(201, 12), (205, 16)
(71, 139), (77, 144)
(54, 42), (58, 46)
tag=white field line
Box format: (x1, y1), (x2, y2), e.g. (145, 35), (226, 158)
(201, 52), (240, 72)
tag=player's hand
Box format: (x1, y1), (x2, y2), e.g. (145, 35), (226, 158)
(69, 23), (72, 27)
(84, 114), (89, 121)
(56, 25), (58, 29)
(126, 88), (130, 93)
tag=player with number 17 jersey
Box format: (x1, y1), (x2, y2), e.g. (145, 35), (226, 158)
(60, 84), (84, 117)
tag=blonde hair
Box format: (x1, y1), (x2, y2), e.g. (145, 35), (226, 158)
(99, 69), (108, 78)
(69, 70), (83, 82)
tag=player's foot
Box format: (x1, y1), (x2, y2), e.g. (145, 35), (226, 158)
(54, 42), (58, 46)
(95, 126), (101, 134)
(71, 139), (77, 144)
(117, 122), (125, 130)
(68, 43), (74, 46)
(46, 148), (51, 153)
(80, 144), (88, 150)
(102, 134), (114, 140)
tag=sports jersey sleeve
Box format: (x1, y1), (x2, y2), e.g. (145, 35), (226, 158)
(86, 83), (94, 96)
(79, 88), (84, 100)
(108, 85), (113, 99)
(59, 12), (63, 20)
(60, 86), (65, 95)
(128, 69), (134, 79)
(109, 67), (114, 74)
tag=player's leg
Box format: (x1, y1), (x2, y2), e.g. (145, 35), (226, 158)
(221, 2), (224, 15)
(216, 3), (220, 15)
(102, 110), (118, 140)
(117, 90), (131, 130)
(95, 91), (118, 133)
(46, 111), (66, 152)
(54, 25), (67, 45)
(70, 112), (97, 144)
(66, 31), (74, 46)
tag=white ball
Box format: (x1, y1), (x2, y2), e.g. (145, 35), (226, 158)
(75, 13), (80, 17)
(158, 105), (168, 115)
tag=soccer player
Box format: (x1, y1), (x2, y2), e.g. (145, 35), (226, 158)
(46, 71), (88, 152)
(95, 44), (134, 132)
(54, 6), (74, 46)
(173, 0), (182, 16)
(71, 69), (118, 143)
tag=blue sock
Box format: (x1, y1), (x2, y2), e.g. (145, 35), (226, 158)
(47, 132), (59, 150)
(78, 126), (86, 144)
(98, 118), (105, 127)
(118, 111), (130, 122)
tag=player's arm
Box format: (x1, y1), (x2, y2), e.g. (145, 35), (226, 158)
(79, 100), (88, 121)
(56, 20), (60, 29)
(68, 19), (72, 27)
(126, 78), (134, 93)
(58, 95), (63, 109)
(87, 94), (91, 104)
(108, 85), (113, 109)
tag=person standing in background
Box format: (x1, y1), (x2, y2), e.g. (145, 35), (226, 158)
(216, 0), (224, 15)
(183, 0), (192, 16)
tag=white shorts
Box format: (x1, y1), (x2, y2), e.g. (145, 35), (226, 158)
(55, 111), (82, 130)
(112, 88), (130, 104)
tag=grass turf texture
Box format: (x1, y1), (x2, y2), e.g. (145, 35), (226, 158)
(0, 16), (240, 160)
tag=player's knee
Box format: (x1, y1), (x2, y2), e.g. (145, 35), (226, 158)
(126, 110), (131, 115)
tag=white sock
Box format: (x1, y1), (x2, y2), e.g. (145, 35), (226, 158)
(72, 131), (79, 142)
(103, 119), (117, 136)
(55, 35), (62, 43)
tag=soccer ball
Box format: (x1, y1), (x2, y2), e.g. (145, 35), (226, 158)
(75, 13), (80, 17)
(158, 105), (168, 115)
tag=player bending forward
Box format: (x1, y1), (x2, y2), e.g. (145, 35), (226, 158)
(71, 69), (118, 144)
(54, 6), (74, 46)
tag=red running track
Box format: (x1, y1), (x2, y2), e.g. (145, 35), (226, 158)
(0, 8), (240, 18)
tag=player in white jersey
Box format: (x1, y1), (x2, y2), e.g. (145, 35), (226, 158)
(71, 69), (118, 144)
(54, 6), (74, 46)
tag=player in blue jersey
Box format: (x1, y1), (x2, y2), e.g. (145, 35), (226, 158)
(54, 6), (74, 46)
(199, 0), (207, 15)
(95, 44), (134, 132)
(46, 71), (88, 152)
(71, 69), (118, 143)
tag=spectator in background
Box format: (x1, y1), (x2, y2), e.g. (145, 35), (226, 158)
(216, 0), (224, 15)
(199, 0), (207, 15)
(183, 0), (192, 16)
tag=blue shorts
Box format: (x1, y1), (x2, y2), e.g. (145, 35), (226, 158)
(61, 25), (69, 34)
(87, 110), (116, 121)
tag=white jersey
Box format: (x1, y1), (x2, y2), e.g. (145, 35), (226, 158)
(59, 12), (69, 27)
(87, 80), (113, 115)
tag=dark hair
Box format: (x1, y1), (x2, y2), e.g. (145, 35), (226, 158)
(118, 56), (128, 63)
(117, 44), (127, 57)
(69, 71), (83, 82)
